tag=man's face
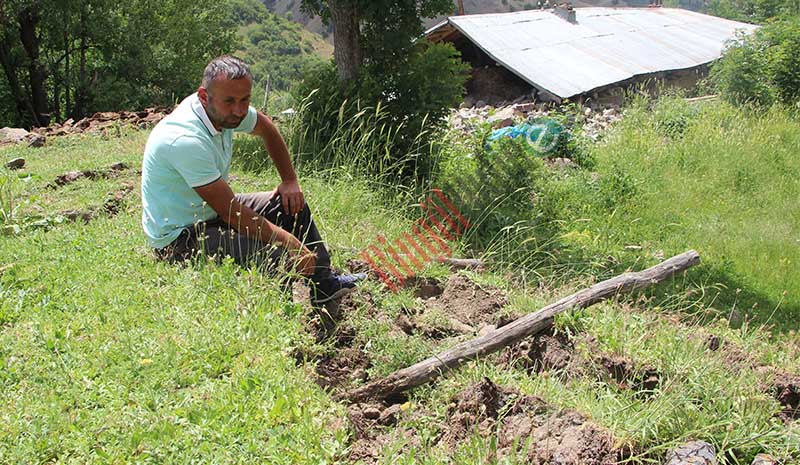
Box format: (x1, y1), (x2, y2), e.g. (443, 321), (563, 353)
(198, 77), (252, 130)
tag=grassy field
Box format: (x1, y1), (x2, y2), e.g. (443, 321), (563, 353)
(1, 102), (799, 464)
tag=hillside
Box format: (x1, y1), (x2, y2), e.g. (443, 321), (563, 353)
(232, 0), (332, 93)
(1, 94), (798, 464)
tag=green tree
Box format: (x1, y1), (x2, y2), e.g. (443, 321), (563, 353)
(0, 0), (235, 128)
(300, 0), (454, 81)
(705, 0), (800, 22)
(711, 19), (800, 106)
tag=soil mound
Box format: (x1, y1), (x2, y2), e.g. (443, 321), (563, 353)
(771, 371), (800, 422)
(414, 274), (510, 337)
(442, 378), (621, 464)
(501, 326), (577, 375)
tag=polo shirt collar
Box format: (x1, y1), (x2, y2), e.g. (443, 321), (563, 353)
(189, 92), (221, 137)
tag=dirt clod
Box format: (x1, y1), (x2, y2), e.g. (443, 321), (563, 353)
(315, 347), (371, 391)
(441, 378), (621, 464)
(599, 355), (660, 393)
(403, 276), (444, 299)
(49, 162), (132, 189)
(415, 274), (509, 337)
(706, 334), (722, 351)
(771, 371), (800, 422)
(502, 327), (576, 374)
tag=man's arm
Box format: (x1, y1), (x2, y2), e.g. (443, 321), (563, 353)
(193, 178), (316, 275)
(251, 111), (305, 215)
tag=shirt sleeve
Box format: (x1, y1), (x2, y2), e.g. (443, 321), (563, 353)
(165, 135), (221, 188)
(234, 105), (258, 133)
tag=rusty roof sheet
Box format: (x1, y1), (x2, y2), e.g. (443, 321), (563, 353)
(425, 8), (758, 99)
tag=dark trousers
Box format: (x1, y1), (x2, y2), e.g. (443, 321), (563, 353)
(157, 192), (332, 281)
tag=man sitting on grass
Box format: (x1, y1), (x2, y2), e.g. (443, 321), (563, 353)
(141, 55), (364, 304)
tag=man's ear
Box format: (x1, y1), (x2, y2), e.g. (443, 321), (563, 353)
(198, 87), (209, 106)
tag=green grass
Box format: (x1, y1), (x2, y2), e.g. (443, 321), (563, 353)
(1, 100), (799, 464)
(584, 98), (800, 331)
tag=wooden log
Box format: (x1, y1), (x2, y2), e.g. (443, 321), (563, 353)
(341, 250), (700, 403)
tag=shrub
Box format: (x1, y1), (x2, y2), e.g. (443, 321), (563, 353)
(291, 42), (469, 181)
(711, 20), (800, 106)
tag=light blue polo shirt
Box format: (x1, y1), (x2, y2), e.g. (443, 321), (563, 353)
(141, 93), (258, 248)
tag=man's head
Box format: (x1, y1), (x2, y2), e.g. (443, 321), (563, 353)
(198, 55), (253, 130)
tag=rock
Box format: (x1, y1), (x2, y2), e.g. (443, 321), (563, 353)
(751, 454), (777, 465)
(91, 111), (120, 121)
(492, 117), (514, 129)
(0, 127), (30, 146)
(74, 118), (91, 130)
(475, 100), (486, 108)
(26, 133), (45, 147)
(514, 102), (535, 113)
(664, 441), (717, 465)
(378, 404), (402, 426)
(551, 157), (576, 169)
(109, 162), (129, 171)
(5, 158), (25, 170)
(488, 106), (517, 125)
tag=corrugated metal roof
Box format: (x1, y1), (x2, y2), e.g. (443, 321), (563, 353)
(425, 8), (758, 100)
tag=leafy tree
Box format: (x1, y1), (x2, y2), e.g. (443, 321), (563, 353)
(300, 0), (454, 81)
(0, 0), (235, 128)
(289, 1), (468, 180)
(711, 19), (800, 106)
(705, 0), (800, 22)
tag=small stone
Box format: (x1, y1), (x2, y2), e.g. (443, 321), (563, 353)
(475, 100), (486, 108)
(378, 404), (402, 426)
(5, 158), (25, 170)
(109, 162), (129, 171)
(584, 107), (592, 116)
(665, 440), (717, 465)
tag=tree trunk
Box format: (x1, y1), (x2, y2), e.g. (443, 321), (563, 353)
(0, 33), (29, 127)
(73, 3), (88, 119)
(329, 0), (361, 82)
(17, 5), (49, 127)
(64, 29), (71, 118)
(342, 250), (701, 403)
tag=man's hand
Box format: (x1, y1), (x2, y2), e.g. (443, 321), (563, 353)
(273, 179), (305, 216)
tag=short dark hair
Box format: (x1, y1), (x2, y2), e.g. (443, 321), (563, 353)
(201, 55), (253, 90)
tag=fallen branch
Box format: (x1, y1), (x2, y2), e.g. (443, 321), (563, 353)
(341, 250), (700, 403)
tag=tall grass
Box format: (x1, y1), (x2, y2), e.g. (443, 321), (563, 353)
(585, 97), (800, 330)
(235, 91), (437, 196)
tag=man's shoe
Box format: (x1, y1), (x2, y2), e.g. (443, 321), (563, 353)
(310, 272), (367, 305)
